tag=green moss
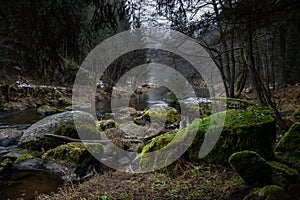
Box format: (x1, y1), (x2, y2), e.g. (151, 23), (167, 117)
(293, 108), (300, 122)
(23, 136), (64, 151)
(134, 107), (180, 127)
(99, 120), (117, 131)
(15, 153), (34, 163)
(42, 142), (101, 169)
(58, 97), (71, 105)
(267, 161), (299, 188)
(229, 151), (272, 185)
(0, 158), (13, 175)
(275, 122), (300, 164)
(53, 123), (79, 139)
(0, 154), (16, 175)
(188, 107), (276, 163)
(244, 185), (292, 200)
(138, 106), (276, 166)
(268, 161), (299, 177)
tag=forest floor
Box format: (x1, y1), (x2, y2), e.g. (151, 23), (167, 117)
(36, 85), (300, 200)
(38, 161), (249, 200)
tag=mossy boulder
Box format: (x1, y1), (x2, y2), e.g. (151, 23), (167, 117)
(42, 142), (102, 175)
(139, 107), (276, 167)
(18, 111), (100, 150)
(134, 107), (180, 128)
(243, 185), (292, 200)
(37, 105), (60, 116)
(267, 161), (299, 189)
(275, 122), (300, 166)
(229, 151), (272, 185)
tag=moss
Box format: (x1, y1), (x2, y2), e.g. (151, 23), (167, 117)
(275, 122), (300, 165)
(0, 158), (13, 175)
(293, 108), (300, 122)
(23, 136), (64, 151)
(229, 151), (272, 185)
(268, 161), (299, 178)
(267, 161), (299, 189)
(188, 107), (276, 163)
(0, 154), (17, 175)
(53, 123), (79, 139)
(58, 97), (71, 105)
(244, 185), (292, 200)
(138, 132), (177, 169)
(42, 142), (101, 170)
(99, 120), (117, 131)
(134, 107), (180, 127)
(138, 106), (276, 166)
(15, 153), (34, 163)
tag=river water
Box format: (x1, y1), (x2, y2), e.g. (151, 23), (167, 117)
(0, 85), (212, 199)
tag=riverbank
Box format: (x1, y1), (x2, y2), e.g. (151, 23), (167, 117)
(0, 83), (299, 200)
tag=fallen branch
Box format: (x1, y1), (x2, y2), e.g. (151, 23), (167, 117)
(44, 134), (143, 144)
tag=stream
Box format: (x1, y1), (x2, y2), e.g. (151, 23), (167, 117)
(0, 85), (212, 200)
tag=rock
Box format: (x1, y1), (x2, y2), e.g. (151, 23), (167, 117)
(139, 107), (276, 166)
(18, 111), (100, 150)
(99, 120), (117, 131)
(0, 129), (23, 147)
(134, 107), (180, 129)
(189, 106), (276, 163)
(267, 161), (299, 189)
(293, 108), (300, 122)
(275, 122), (300, 166)
(37, 105), (60, 116)
(42, 142), (102, 176)
(57, 97), (71, 106)
(229, 151), (272, 185)
(243, 185), (292, 200)
(14, 158), (43, 171)
(0, 153), (16, 175)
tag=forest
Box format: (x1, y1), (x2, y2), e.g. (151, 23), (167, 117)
(0, 0), (299, 200)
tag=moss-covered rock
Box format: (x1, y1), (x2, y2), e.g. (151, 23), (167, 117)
(243, 185), (292, 200)
(99, 120), (117, 131)
(134, 107), (180, 128)
(293, 108), (300, 122)
(267, 161), (299, 189)
(18, 111), (100, 150)
(275, 122), (300, 165)
(42, 142), (102, 175)
(0, 153), (17, 175)
(37, 105), (60, 116)
(139, 107), (276, 167)
(229, 151), (272, 185)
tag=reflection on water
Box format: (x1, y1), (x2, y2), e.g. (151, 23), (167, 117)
(0, 109), (43, 130)
(0, 170), (62, 200)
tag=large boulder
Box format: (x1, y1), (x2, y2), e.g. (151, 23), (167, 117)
(229, 150), (299, 188)
(243, 185), (292, 200)
(18, 111), (100, 150)
(275, 122), (300, 166)
(229, 151), (272, 185)
(139, 107), (276, 167)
